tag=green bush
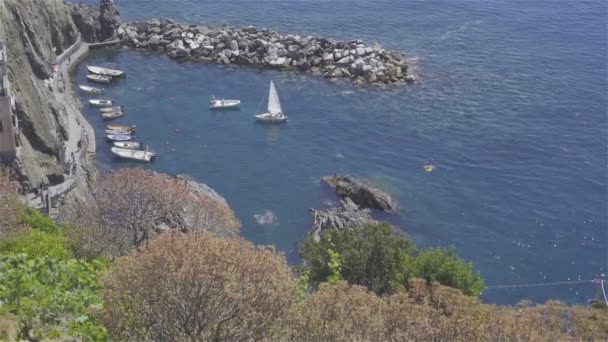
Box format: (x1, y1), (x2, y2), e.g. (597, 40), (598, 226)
(0, 229), (72, 260)
(409, 249), (485, 296)
(19, 208), (59, 234)
(301, 223), (484, 296)
(0, 254), (108, 341)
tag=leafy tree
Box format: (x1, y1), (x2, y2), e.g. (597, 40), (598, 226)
(301, 223), (484, 296)
(408, 249), (485, 297)
(100, 232), (296, 341)
(301, 223), (413, 295)
(66, 169), (241, 259)
(0, 254), (107, 341)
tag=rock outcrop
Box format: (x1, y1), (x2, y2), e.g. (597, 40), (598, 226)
(309, 198), (376, 241)
(117, 20), (414, 86)
(69, 0), (120, 43)
(323, 175), (395, 211)
(309, 175), (396, 238)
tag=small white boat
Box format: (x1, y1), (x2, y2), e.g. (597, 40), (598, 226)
(86, 74), (112, 84)
(106, 124), (135, 132)
(100, 106), (124, 113)
(101, 111), (124, 120)
(87, 65), (125, 78)
(79, 85), (104, 94)
(106, 134), (132, 142)
(89, 99), (115, 107)
(113, 141), (141, 149)
(106, 129), (134, 135)
(111, 147), (156, 162)
(210, 97), (241, 110)
(255, 80), (287, 123)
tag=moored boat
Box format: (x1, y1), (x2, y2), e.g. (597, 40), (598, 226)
(79, 85), (104, 94)
(106, 134), (132, 142)
(86, 74), (112, 84)
(89, 99), (115, 107)
(87, 65), (125, 78)
(106, 129), (135, 135)
(210, 97), (241, 110)
(100, 106), (124, 113)
(255, 80), (287, 123)
(111, 147), (156, 162)
(101, 111), (124, 120)
(106, 124), (135, 132)
(113, 141), (141, 149)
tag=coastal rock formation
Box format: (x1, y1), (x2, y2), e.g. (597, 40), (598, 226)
(0, 0), (84, 189)
(117, 20), (413, 86)
(310, 198), (376, 240)
(69, 0), (121, 43)
(323, 175), (395, 211)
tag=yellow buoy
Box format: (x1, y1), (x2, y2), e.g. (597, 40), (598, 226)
(424, 164), (435, 172)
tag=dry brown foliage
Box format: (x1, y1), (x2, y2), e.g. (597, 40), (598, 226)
(100, 232), (296, 341)
(289, 279), (608, 341)
(67, 169), (240, 258)
(0, 168), (24, 240)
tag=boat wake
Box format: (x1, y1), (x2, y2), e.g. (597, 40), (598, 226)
(253, 210), (279, 225)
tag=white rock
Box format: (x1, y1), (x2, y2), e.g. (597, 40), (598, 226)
(356, 47), (366, 56)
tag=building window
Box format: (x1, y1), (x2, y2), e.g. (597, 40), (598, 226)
(0, 120), (3, 133)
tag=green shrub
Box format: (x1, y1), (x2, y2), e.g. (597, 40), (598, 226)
(19, 208), (59, 234)
(0, 254), (108, 341)
(0, 229), (72, 260)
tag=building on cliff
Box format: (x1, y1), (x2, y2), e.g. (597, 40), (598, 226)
(0, 41), (17, 164)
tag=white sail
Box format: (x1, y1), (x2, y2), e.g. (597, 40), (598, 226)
(267, 81), (283, 114)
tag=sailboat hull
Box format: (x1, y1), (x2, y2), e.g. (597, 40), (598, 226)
(255, 113), (287, 123)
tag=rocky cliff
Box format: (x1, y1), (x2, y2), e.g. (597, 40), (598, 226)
(0, 0), (94, 191)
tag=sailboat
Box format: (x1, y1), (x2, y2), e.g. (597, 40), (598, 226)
(255, 81), (287, 123)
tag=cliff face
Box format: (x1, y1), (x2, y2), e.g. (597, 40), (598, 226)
(0, 0), (82, 189)
(70, 0), (120, 43)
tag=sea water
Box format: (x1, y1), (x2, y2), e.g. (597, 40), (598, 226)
(74, 0), (607, 305)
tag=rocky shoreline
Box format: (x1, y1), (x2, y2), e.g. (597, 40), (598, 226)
(117, 19), (415, 87)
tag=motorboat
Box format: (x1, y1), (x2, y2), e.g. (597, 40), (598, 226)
(111, 147), (156, 162)
(101, 111), (124, 120)
(86, 74), (112, 84)
(106, 129), (135, 135)
(106, 134), (132, 142)
(113, 141), (141, 149)
(255, 80), (287, 123)
(79, 85), (104, 94)
(87, 65), (125, 78)
(89, 99), (115, 107)
(100, 106), (124, 113)
(106, 124), (135, 132)
(209, 97), (241, 110)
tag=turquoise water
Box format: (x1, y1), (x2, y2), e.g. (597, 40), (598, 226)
(75, 0), (607, 305)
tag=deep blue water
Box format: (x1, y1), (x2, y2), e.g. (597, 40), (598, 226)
(74, 0), (607, 305)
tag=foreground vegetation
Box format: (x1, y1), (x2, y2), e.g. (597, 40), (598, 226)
(0, 169), (606, 341)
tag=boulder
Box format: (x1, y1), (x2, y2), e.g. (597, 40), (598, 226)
(148, 34), (161, 46)
(166, 39), (190, 58)
(322, 175), (395, 211)
(233, 55), (253, 65)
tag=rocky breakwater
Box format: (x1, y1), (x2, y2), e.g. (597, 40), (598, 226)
(117, 19), (415, 86)
(310, 175), (395, 240)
